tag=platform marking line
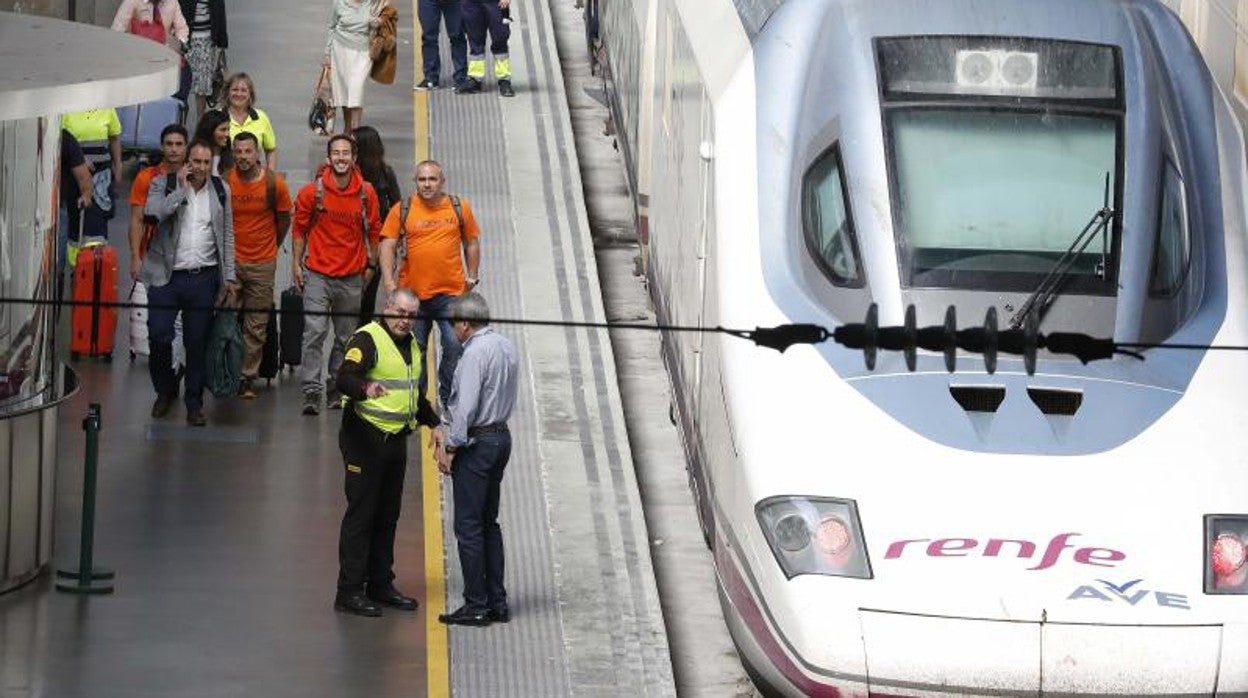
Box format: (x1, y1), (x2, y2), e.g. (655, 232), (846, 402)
(413, 8), (448, 696)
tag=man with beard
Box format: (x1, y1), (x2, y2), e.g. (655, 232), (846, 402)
(291, 134), (382, 415)
(141, 139), (238, 426)
(129, 123), (189, 280)
(227, 131), (292, 398)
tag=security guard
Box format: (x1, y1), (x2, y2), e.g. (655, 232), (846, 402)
(333, 288), (439, 617)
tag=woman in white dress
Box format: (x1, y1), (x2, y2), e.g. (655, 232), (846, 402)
(324, 0), (384, 133)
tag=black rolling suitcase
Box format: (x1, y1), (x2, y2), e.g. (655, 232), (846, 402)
(280, 286), (304, 369)
(258, 304), (281, 382)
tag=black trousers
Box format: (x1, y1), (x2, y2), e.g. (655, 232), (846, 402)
(451, 430), (511, 612)
(337, 409), (409, 593)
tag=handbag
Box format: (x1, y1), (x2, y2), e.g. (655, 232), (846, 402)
(206, 309), (243, 399)
(207, 51), (229, 110)
(128, 3), (167, 45)
(308, 65), (335, 135)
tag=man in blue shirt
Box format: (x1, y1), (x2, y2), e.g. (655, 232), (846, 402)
(434, 291), (519, 625)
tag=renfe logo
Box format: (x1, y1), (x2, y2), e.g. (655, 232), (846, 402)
(884, 532), (1126, 571)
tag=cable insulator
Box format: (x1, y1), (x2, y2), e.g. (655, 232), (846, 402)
(943, 306), (957, 372)
(903, 305), (917, 372)
(983, 307), (999, 375)
(1023, 310), (1039, 376)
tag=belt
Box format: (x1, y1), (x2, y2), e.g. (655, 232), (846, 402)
(174, 265), (218, 275)
(468, 423), (508, 437)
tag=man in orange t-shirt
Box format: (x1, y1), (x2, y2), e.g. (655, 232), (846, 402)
(291, 134), (382, 415)
(378, 159), (481, 407)
(228, 132), (292, 398)
(128, 124), (188, 280)
(127, 124), (188, 379)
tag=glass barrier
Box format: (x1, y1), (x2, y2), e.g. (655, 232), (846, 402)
(0, 116), (62, 415)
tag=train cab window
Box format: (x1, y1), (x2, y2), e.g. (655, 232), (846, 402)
(1150, 160), (1190, 296)
(802, 145), (863, 286)
(876, 36), (1123, 292)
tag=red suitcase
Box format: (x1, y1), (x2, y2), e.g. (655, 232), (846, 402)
(71, 244), (120, 360)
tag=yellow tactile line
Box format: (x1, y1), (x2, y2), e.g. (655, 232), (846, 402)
(413, 6), (449, 696)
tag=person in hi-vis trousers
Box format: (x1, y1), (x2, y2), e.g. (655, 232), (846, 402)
(457, 0), (514, 97)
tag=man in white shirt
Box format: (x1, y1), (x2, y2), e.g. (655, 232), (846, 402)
(142, 139), (238, 426)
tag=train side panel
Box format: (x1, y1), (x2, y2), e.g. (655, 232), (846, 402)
(646, 0), (712, 423)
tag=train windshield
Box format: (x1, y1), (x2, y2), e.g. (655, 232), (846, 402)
(876, 37), (1122, 292)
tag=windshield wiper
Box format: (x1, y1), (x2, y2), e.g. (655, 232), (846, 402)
(1007, 173), (1115, 330)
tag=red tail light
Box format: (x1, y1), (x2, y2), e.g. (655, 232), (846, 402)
(1205, 516), (1248, 594)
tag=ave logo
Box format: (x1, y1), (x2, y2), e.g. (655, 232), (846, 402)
(1067, 579), (1190, 610)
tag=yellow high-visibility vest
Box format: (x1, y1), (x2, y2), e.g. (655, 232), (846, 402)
(352, 322), (423, 434)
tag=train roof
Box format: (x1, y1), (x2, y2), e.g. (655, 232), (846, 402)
(739, 0), (1185, 45)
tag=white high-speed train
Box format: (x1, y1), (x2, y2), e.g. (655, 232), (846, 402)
(586, 0), (1248, 694)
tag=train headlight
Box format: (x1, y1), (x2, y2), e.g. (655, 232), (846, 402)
(1206, 515), (1248, 594)
(756, 497), (872, 580)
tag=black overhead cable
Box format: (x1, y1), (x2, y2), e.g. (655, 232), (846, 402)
(4, 296), (1240, 375)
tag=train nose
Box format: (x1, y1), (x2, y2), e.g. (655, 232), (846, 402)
(858, 611), (1223, 695)
(859, 610), (1041, 694)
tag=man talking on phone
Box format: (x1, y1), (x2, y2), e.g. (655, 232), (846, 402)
(141, 138), (238, 426)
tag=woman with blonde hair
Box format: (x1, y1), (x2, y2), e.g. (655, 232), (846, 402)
(223, 72), (279, 170)
(324, 0), (387, 133)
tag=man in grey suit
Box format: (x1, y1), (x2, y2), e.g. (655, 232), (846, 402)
(142, 138), (238, 426)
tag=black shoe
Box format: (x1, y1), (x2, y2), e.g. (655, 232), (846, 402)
(454, 78), (482, 94)
(414, 78), (439, 91)
(438, 605), (490, 626)
(302, 393), (320, 416)
(334, 593), (383, 617)
(486, 606), (510, 623)
(367, 586), (419, 611)
(498, 80), (515, 98)
(186, 409), (206, 427)
(151, 394), (175, 418)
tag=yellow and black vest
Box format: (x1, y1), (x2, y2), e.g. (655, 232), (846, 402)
(352, 322), (423, 434)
